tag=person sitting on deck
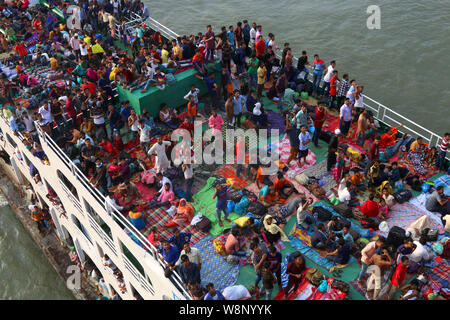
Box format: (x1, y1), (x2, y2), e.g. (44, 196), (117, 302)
(259, 182), (281, 207)
(117, 181), (141, 206)
(167, 199), (195, 228)
(127, 204), (146, 231)
(262, 215), (289, 246)
(359, 194), (386, 220)
(225, 228), (247, 257)
(178, 255), (201, 290)
(311, 223), (335, 250)
(273, 172), (295, 201)
(159, 103), (181, 130)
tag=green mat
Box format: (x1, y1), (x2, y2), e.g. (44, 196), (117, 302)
(191, 177), (242, 237)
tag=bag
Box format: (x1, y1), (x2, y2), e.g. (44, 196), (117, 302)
(348, 228), (360, 241)
(303, 81), (313, 95)
(227, 200), (236, 213)
(295, 173), (309, 185)
(387, 226), (406, 249)
(195, 215), (212, 233)
(393, 190), (412, 204)
(305, 268), (323, 287)
(300, 91), (309, 100)
(331, 279), (350, 293)
(421, 228), (438, 242)
(319, 130), (332, 143)
(213, 239), (226, 256)
(234, 196), (250, 215)
(313, 206), (333, 222)
(442, 240), (450, 260)
(356, 238), (370, 250)
(165, 73), (176, 85)
(228, 191), (242, 203)
(164, 267), (173, 278)
(247, 201), (268, 219)
(334, 203), (353, 218)
(309, 183), (326, 198)
(241, 189), (257, 201)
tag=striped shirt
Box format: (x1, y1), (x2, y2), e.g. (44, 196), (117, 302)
(337, 79), (350, 97)
(440, 137), (449, 152)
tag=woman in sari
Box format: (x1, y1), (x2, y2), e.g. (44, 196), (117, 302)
(167, 199), (195, 228)
(407, 137), (428, 176)
(332, 149), (345, 183)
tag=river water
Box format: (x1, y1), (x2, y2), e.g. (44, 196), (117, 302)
(147, 0), (450, 135)
(0, 205), (74, 300)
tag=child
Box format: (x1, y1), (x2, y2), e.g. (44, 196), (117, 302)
(389, 256), (409, 300)
(425, 147), (438, 166)
(378, 198), (389, 219)
(261, 261), (276, 300)
(398, 279), (420, 300)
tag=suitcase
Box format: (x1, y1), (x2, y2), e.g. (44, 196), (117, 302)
(195, 215), (212, 233)
(335, 203), (353, 218)
(393, 190), (412, 204)
(313, 206), (333, 222)
(227, 191), (242, 203)
(387, 226), (406, 249)
(361, 217), (381, 230)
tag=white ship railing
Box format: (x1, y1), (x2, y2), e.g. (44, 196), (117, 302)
(35, 124), (191, 299)
(138, 17), (449, 160)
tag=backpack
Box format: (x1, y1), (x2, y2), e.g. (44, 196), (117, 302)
(228, 191), (243, 203)
(334, 203), (353, 218)
(331, 279), (350, 293)
(313, 206), (333, 222)
(421, 228), (438, 242)
(361, 217), (381, 230)
(393, 190), (412, 204)
(387, 226), (406, 249)
(305, 268), (323, 287)
(247, 201), (268, 219)
(234, 196), (250, 215)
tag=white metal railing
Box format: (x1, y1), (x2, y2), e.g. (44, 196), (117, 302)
(138, 17), (448, 160)
(34, 122), (191, 300)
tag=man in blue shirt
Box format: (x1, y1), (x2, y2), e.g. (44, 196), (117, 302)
(158, 240), (180, 268)
(204, 283), (226, 300)
(334, 226), (354, 248)
(9, 111), (19, 132)
(325, 238), (351, 265)
(232, 90), (245, 128)
(311, 223), (334, 249)
(178, 255), (201, 288)
(195, 73), (218, 111)
(298, 125), (311, 167)
(168, 228), (191, 254)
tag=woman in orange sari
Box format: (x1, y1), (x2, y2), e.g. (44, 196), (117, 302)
(380, 125), (403, 149)
(167, 199), (195, 228)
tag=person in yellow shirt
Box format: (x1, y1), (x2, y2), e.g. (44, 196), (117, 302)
(257, 62), (267, 99)
(49, 56), (59, 70)
(109, 66), (119, 81)
(161, 43), (169, 64)
(171, 39), (182, 60)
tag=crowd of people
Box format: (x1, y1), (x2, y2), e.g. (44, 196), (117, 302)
(0, 0), (448, 301)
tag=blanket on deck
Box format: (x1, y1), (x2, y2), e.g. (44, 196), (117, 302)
(140, 207), (206, 244)
(24, 65), (66, 88)
(193, 236), (240, 291)
(376, 201), (445, 238)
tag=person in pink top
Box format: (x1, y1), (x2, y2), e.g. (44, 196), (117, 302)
(356, 237), (386, 287)
(208, 108), (224, 136)
(157, 183), (175, 204)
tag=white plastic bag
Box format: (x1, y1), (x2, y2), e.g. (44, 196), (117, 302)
(222, 285), (251, 300)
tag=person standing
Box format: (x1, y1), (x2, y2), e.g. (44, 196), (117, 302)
(337, 73), (350, 108)
(242, 20), (251, 48)
(148, 137), (171, 174)
(257, 62), (267, 100)
(285, 112), (299, 166)
(232, 89), (245, 128)
(312, 103), (327, 148)
(296, 51), (310, 80)
(203, 25), (216, 63)
(322, 60), (336, 98)
(249, 22), (257, 50)
(212, 184), (231, 227)
(435, 132), (450, 172)
(298, 125), (311, 167)
(283, 253), (305, 299)
(311, 54), (326, 97)
(247, 53), (259, 90)
(328, 70), (339, 109)
(356, 237), (386, 288)
(339, 98), (353, 137)
(182, 163), (194, 202)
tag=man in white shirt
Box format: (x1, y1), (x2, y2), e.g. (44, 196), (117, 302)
(105, 191), (124, 216)
(38, 103), (53, 125)
(322, 60), (336, 97)
(338, 181), (353, 205)
(249, 22), (257, 49)
(175, 242), (202, 270)
(156, 173), (172, 193)
(138, 119), (151, 154)
(339, 98), (353, 137)
(148, 137), (171, 174)
(184, 86), (200, 104)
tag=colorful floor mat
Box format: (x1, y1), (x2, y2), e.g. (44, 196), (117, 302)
(266, 110), (286, 136)
(426, 260), (450, 290)
(212, 165), (249, 190)
(193, 236), (240, 292)
(24, 65), (66, 88)
(409, 193), (446, 232)
(434, 175), (450, 195)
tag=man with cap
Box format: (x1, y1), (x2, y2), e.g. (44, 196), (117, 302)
(327, 129), (341, 172)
